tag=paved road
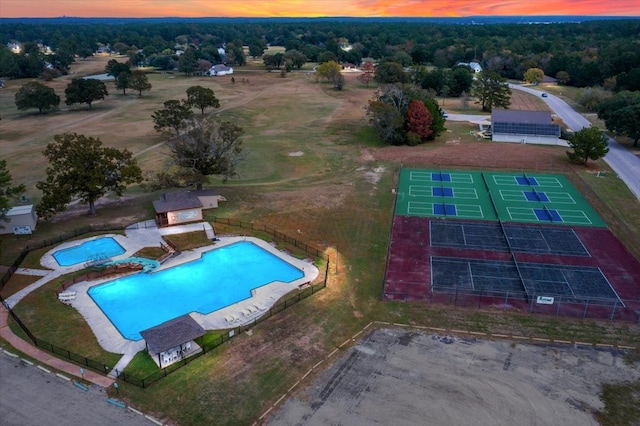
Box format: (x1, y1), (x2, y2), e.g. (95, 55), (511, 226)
(510, 84), (640, 199)
(0, 352), (151, 426)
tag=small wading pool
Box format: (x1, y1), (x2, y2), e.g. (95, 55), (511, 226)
(88, 241), (305, 340)
(53, 237), (126, 266)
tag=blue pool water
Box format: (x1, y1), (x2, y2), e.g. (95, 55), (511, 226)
(88, 241), (304, 340)
(53, 237), (126, 266)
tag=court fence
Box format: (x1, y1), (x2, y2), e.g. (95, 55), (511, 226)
(383, 287), (640, 324)
(0, 219), (330, 388)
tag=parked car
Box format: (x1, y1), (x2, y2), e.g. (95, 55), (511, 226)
(541, 93), (548, 97)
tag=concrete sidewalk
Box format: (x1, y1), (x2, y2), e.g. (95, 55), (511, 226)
(0, 305), (114, 388)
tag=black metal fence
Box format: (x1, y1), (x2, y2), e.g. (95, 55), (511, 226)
(210, 217), (328, 260)
(114, 277), (328, 388)
(383, 287), (640, 324)
(0, 219), (330, 388)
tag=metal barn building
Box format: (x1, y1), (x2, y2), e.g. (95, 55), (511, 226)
(491, 110), (562, 146)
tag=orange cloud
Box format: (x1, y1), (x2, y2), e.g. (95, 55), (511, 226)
(2, 0), (638, 18)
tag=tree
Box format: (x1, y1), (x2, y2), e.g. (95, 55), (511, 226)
(15, 81), (60, 113)
(0, 160), (26, 229)
(566, 125), (609, 165)
(366, 100), (405, 145)
(166, 117), (245, 189)
(249, 43), (266, 60)
(366, 84), (445, 146)
(105, 59), (130, 79)
(36, 133), (142, 218)
(151, 100), (195, 136)
(605, 104), (640, 147)
(284, 49), (307, 69)
(470, 70), (511, 111)
(186, 85), (220, 115)
(129, 70), (152, 97)
(65, 78), (108, 110)
(374, 61), (408, 84)
(555, 71), (570, 85)
(523, 68), (545, 84)
(263, 53), (284, 71)
(358, 60), (375, 87)
(115, 72), (130, 95)
(405, 100), (433, 144)
(178, 48), (198, 76)
(316, 60), (342, 84)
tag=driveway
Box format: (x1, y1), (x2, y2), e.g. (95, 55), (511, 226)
(510, 84), (640, 199)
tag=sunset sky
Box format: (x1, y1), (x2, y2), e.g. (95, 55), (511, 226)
(2, 0), (638, 18)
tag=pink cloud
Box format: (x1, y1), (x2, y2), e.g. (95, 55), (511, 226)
(2, 0), (638, 18)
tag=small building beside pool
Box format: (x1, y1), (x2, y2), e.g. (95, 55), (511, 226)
(153, 189), (225, 227)
(0, 204), (38, 235)
(140, 314), (205, 368)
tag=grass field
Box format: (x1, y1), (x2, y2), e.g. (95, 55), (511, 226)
(1, 57), (639, 425)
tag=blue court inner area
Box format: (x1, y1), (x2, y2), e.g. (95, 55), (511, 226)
(516, 176), (539, 186)
(431, 173), (451, 182)
(432, 187), (454, 197)
(434, 204), (457, 216)
(524, 190), (549, 202)
(534, 208), (563, 222)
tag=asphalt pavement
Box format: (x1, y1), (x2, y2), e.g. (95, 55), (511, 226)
(509, 84), (640, 199)
(0, 352), (151, 426)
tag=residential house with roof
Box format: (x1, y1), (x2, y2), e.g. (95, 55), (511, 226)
(209, 64), (234, 76)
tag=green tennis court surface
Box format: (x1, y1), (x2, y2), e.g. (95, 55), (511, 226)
(395, 169), (605, 227)
(395, 169), (497, 220)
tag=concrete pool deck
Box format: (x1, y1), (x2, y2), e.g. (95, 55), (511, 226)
(5, 221), (319, 374)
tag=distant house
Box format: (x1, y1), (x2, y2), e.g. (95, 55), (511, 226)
(209, 64), (234, 76)
(540, 75), (559, 86)
(140, 315), (205, 368)
(491, 109), (561, 146)
(152, 189), (225, 227)
(457, 61), (483, 73)
(0, 205), (38, 235)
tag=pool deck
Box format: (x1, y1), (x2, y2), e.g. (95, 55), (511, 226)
(5, 221), (320, 375)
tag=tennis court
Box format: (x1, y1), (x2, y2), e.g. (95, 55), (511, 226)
(395, 169), (497, 220)
(429, 221), (590, 256)
(431, 256), (622, 306)
(395, 169), (605, 226)
(386, 168), (640, 320)
(484, 171), (605, 227)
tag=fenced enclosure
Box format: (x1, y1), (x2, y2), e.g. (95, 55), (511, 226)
(0, 219), (330, 388)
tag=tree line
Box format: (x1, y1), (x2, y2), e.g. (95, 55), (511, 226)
(1, 19), (639, 90)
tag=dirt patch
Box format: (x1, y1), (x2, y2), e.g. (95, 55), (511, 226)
(268, 328), (640, 426)
(372, 141), (573, 171)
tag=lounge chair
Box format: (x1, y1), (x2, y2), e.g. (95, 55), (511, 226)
(247, 305), (258, 314)
(224, 315), (235, 323)
(254, 303), (267, 311)
(241, 308), (252, 317)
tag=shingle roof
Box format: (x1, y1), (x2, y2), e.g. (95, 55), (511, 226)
(140, 315), (205, 354)
(153, 190), (212, 213)
(492, 109), (551, 124)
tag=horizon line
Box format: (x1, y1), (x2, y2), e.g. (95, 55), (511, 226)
(3, 14), (639, 19)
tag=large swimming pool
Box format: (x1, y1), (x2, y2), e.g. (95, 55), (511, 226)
(88, 241), (304, 340)
(53, 237), (126, 266)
